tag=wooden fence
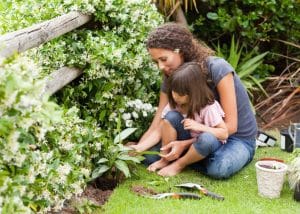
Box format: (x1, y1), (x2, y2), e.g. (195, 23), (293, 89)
(0, 11), (91, 95)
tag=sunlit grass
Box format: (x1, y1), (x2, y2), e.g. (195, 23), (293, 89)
(103, 131), (299, 214)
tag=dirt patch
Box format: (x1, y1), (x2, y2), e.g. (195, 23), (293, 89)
(131, 185), (158, 196)
(56, 177), (118, 213)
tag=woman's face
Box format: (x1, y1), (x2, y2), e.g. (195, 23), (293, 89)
(172, 91), (189, 105)
(148, 48), (184, 76)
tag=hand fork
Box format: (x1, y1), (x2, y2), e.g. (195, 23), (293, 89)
(175, 183), (224, 201)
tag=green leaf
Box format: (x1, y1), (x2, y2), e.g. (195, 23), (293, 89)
(113, 128), (137, 144)
(0, 118), (13, 137)
(207, 12), (218, 20)
(115, 160), (130, 178)
(228, 36), (242, 70)
(97, 158), (108, 164)
(248, 75), (269, 97)
(238, 52), (268, 74)
(118, 154), (141, 163)
(91, 165), (110, 180)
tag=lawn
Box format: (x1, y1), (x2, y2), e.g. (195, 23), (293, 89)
(101, 130), (300, 214)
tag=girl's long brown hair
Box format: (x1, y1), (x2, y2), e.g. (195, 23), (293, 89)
(167, 62), (215, 119)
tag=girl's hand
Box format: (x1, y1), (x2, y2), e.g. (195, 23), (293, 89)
(160, 141), (186, 161)
(182, 118), (204, 132)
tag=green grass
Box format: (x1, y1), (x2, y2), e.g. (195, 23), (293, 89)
(102, 132), (300, 214)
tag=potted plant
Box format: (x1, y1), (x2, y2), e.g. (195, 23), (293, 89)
(287, 149), (300, 202)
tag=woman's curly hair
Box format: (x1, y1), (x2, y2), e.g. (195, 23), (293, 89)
(146, 22), (214, 74)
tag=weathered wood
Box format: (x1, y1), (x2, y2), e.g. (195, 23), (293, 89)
(44, 67), (83, 96)
(0, 11), (91, 58)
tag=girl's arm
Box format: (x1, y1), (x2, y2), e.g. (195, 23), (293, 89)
(216, 73), (238, 135)
(132, 92), (168, 152)
(182, 119), (228, 141)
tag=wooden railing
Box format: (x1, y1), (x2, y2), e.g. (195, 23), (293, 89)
(0, 11), (91, 95)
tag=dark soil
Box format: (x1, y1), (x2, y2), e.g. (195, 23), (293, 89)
(57, 177), (118, 213)
(131, 185), (158, 196)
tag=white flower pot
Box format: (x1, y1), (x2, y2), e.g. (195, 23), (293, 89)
(255, 160), (288, 198)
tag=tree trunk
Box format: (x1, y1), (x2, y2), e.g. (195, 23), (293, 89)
(43, 67), (83, 96)
(0, 11), (91, 58)
(173, 5), (188, 26)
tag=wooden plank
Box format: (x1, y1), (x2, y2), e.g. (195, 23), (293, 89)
(0, 11), (91, 58)
(43, 67), (83, 96)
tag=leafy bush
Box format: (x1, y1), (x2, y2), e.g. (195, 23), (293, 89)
(19, 0), (164, 137)
(0, 56), (103, 213)
(0, 1), (163, 212)
(214, 36), (274, 99)
(190, 0), (299, 74)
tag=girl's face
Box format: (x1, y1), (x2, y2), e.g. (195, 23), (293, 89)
(148, 48), (184, 76)
(171, 91), (189, 105)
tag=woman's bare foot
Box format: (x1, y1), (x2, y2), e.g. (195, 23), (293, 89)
(147, 158), (169, 172)
(157, 161), (185, 176)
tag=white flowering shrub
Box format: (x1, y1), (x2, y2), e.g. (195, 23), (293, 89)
(27, 0), (163, 136)
(0, 1), (163, 212)
(1, 1), (163, 136)
(0, 56), (107, 213)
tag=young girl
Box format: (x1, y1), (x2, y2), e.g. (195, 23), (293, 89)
(147, 62), (228, 174)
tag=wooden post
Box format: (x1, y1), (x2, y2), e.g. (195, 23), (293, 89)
(43, 67), (83, 96)
(0, 11), (91, 58)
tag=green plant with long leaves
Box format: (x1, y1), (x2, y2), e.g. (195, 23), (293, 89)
(215, 37), (270, 99)
(91, 127), (143, 181)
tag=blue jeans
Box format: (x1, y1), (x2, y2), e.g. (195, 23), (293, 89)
(143, 110), (256, 179)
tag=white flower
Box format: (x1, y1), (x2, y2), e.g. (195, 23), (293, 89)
(81, 168), (90, 177)
(57, 163), (72, 176)
(122, 113), (131, 120)
(142, 111), (148, 117)
(132, 111), (139, 119)
(126, 120), (133, 127)
(8, 131), (20, 153)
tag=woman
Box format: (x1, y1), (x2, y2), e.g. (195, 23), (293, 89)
(147, 62), (228, 176)
(130, 22), (257, 179)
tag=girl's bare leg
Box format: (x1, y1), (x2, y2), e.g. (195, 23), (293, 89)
(147, 120), (177, 172)
(158, 144), (204, 176)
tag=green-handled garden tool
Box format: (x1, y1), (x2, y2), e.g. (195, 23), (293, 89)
(175, 183), (224, 201)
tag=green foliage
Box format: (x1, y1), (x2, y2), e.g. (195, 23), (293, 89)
(191, 0), (300, 66)
(0, 1), (163, 212)
(19, 0), (164, 138)
(92, 128), (143, 180)
(215, 37), (273, 99)
(0, 56), (103, 213)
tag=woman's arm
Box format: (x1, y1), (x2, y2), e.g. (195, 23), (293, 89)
(133, 92), (169, 152)
(216, 73), (238, 135)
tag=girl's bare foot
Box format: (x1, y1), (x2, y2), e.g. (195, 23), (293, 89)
(147, 158), (169, 172)
(157, 161), (185, 176)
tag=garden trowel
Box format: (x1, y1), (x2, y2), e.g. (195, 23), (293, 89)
(175, 183), (224, 201)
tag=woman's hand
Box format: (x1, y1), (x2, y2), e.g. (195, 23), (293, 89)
(160, 140), (187, 161)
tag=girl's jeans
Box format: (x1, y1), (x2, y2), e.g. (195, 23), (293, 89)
(143, 111), (255, 179)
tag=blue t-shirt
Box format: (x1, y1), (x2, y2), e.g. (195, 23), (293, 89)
(161, 56), (257, 140)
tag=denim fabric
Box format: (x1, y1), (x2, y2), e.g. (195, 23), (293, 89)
(193, 132), (222, 157)
(164, 111), (191, 140)
(143, 111), (191, 166)
(142, 142), (161, 166)
(191, 136), (255, 179)
(143, 109), (256, 179)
